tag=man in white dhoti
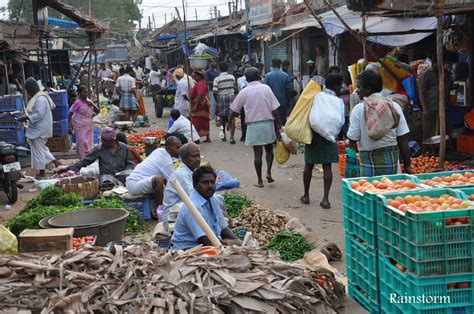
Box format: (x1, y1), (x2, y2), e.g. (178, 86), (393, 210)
(18, 77), (61, 179)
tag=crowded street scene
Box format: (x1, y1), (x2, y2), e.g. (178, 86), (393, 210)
(1, 0), (474, 312)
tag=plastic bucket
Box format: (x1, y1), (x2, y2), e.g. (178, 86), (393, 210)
(47, 208), (129, 246)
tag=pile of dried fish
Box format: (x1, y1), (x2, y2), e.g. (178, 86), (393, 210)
(231, 204), (290, 245)
(0, 244), (344, 313)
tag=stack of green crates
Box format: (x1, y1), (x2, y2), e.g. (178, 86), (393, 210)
(343, 170), (474, 313)
(342, 174), (424, 313)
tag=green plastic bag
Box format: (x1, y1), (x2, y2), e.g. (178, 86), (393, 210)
(344, 148), (360, 178)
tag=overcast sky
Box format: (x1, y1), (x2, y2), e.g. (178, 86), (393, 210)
(0, 0), (241, 28)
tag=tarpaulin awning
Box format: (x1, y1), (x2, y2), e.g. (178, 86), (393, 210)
(281, 5), (437, 47)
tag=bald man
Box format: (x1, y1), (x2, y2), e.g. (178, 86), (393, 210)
(126, 136), (183, 205)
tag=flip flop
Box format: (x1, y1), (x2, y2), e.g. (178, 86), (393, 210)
(266, 175), (275, 183)
(320, 201), (331, 209)
(300, 196), (310, 205)
(230, 139), (236, 144)
(254, 183), (264, 188)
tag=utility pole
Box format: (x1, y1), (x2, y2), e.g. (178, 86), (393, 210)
(148, 16), (151, 29)
(89, 0), (92, 16)
(153, 13), (156, 29)
(195, 8), (198, 20)
(228, 2), (232, 16)
(245, 0), (251, 62)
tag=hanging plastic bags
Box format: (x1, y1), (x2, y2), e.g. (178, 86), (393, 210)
(281, 129), (298, 155)
(275, 140), (290, 164)
(309, 92), (345, 143)
(284, 80), (321, 144)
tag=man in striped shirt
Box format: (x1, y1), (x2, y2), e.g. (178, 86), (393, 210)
(213, 62), (236, 143)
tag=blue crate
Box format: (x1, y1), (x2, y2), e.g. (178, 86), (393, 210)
(72, 127), (100, 144)
(379, 255), (474, 314)
(0, 127), (25, 146)
(52, 104), (69, 121)
(346, 235), (380, 312)
(0, 112), (22, 128)
(123, 195), (153, 220)
(49, 91), (69, 121)
(53, 119), (69, 137)
(0, 95), (23, 112)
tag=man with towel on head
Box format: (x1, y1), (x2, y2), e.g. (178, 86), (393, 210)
(18, 77), (61, 179)
(64, 127), (134, 186)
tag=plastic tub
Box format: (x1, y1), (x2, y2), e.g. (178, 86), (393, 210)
(47, 208), (129, 246)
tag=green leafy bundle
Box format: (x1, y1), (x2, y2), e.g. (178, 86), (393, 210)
(223, 193), (253, 218)
(6, 187), (144, 236)
(264, 231), (312, 261)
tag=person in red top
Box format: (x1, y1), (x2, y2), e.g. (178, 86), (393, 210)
(116, 132), (142, 164)
(190, 70), (211, 143)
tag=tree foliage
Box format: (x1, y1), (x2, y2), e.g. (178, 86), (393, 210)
(8, 0), (140, 37)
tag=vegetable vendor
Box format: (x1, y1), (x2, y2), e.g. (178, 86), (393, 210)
(171, 165), (240, 250)
(126, 136), (182, 210)
(63, 127), (134, 182)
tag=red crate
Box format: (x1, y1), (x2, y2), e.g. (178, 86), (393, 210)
(457, 133), (474, 154)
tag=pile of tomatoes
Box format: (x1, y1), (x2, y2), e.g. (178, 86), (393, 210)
(72, 236), (96, 249)
(421, 172), (474, 187)
(127, 130), (167, 145)
(403, 155), (454, 174)
(387, 193), (472, 216)
(350, 177), (419, 194)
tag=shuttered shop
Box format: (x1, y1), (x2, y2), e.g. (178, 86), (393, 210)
(264, 40), (291, 71)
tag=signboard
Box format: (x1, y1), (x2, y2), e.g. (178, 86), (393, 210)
(249, 0), (273, 26)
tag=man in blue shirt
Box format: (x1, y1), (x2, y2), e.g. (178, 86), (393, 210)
(171, 165), (240, 250)
(265, 58), (291, 125)
(205, 59), (219, 120)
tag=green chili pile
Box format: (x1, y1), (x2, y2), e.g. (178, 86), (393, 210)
(264, 231), (312, 261)
(223, 193), (253, 218)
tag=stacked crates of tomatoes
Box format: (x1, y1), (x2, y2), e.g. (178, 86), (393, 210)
(377, 170), (474, 313)
(342, 174), (425, 312)
(0, 95), (25, 146)
(343, 170), (474, 313)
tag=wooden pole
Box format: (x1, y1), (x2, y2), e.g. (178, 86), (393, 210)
(437, 0), (446, 168)
(170, 178), (222, 247)
(361, 11), (368, 68)
(93, 37), (100, 103)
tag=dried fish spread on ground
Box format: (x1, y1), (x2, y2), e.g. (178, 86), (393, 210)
(230, 204), (290, 245)
(0, 244), (344, 313)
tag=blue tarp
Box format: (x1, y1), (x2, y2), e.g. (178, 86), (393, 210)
(156, 32), (191, 43)
(48, 17), (79, 29)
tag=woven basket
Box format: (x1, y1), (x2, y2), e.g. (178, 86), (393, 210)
(46, 135), (71, 152)
(55, 176), (99, 200)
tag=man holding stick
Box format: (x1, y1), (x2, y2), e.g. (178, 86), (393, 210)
(171, 165), (240, 250)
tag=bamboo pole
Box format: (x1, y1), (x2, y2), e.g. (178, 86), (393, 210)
(170, 178), (222, 248)
(437, 0), (446, 168)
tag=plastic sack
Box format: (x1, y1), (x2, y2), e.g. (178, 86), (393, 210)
(363, 95), (401, 141)
(309, 92), (345, 143)
(344, 148), (360, 178)
(0, 225), (18, 253)
(216, 170), (240, 191)
(281, 130), (298, 155)
(275, 140), (290, 164)
(284, 80), (321, 144)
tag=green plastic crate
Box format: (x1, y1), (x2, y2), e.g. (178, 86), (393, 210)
(342, 174), (423, 249)
(379, 255), (474, 314)
(346, 235), (380, 312)
(456, 187), (474, 201)
(416, 170), (474, 188)
(376, 189), (474, 276)
(349, 285), (381, 314)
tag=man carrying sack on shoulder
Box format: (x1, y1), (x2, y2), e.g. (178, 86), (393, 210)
(347, 71), (412, 177)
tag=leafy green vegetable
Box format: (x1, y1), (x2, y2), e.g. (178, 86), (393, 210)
(223, 193), (253, 218)
(190, 53), (213, 60)
(264, 231), (312, 261)
(6, 187), (144, 236)
(23, 185), (82, 211)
